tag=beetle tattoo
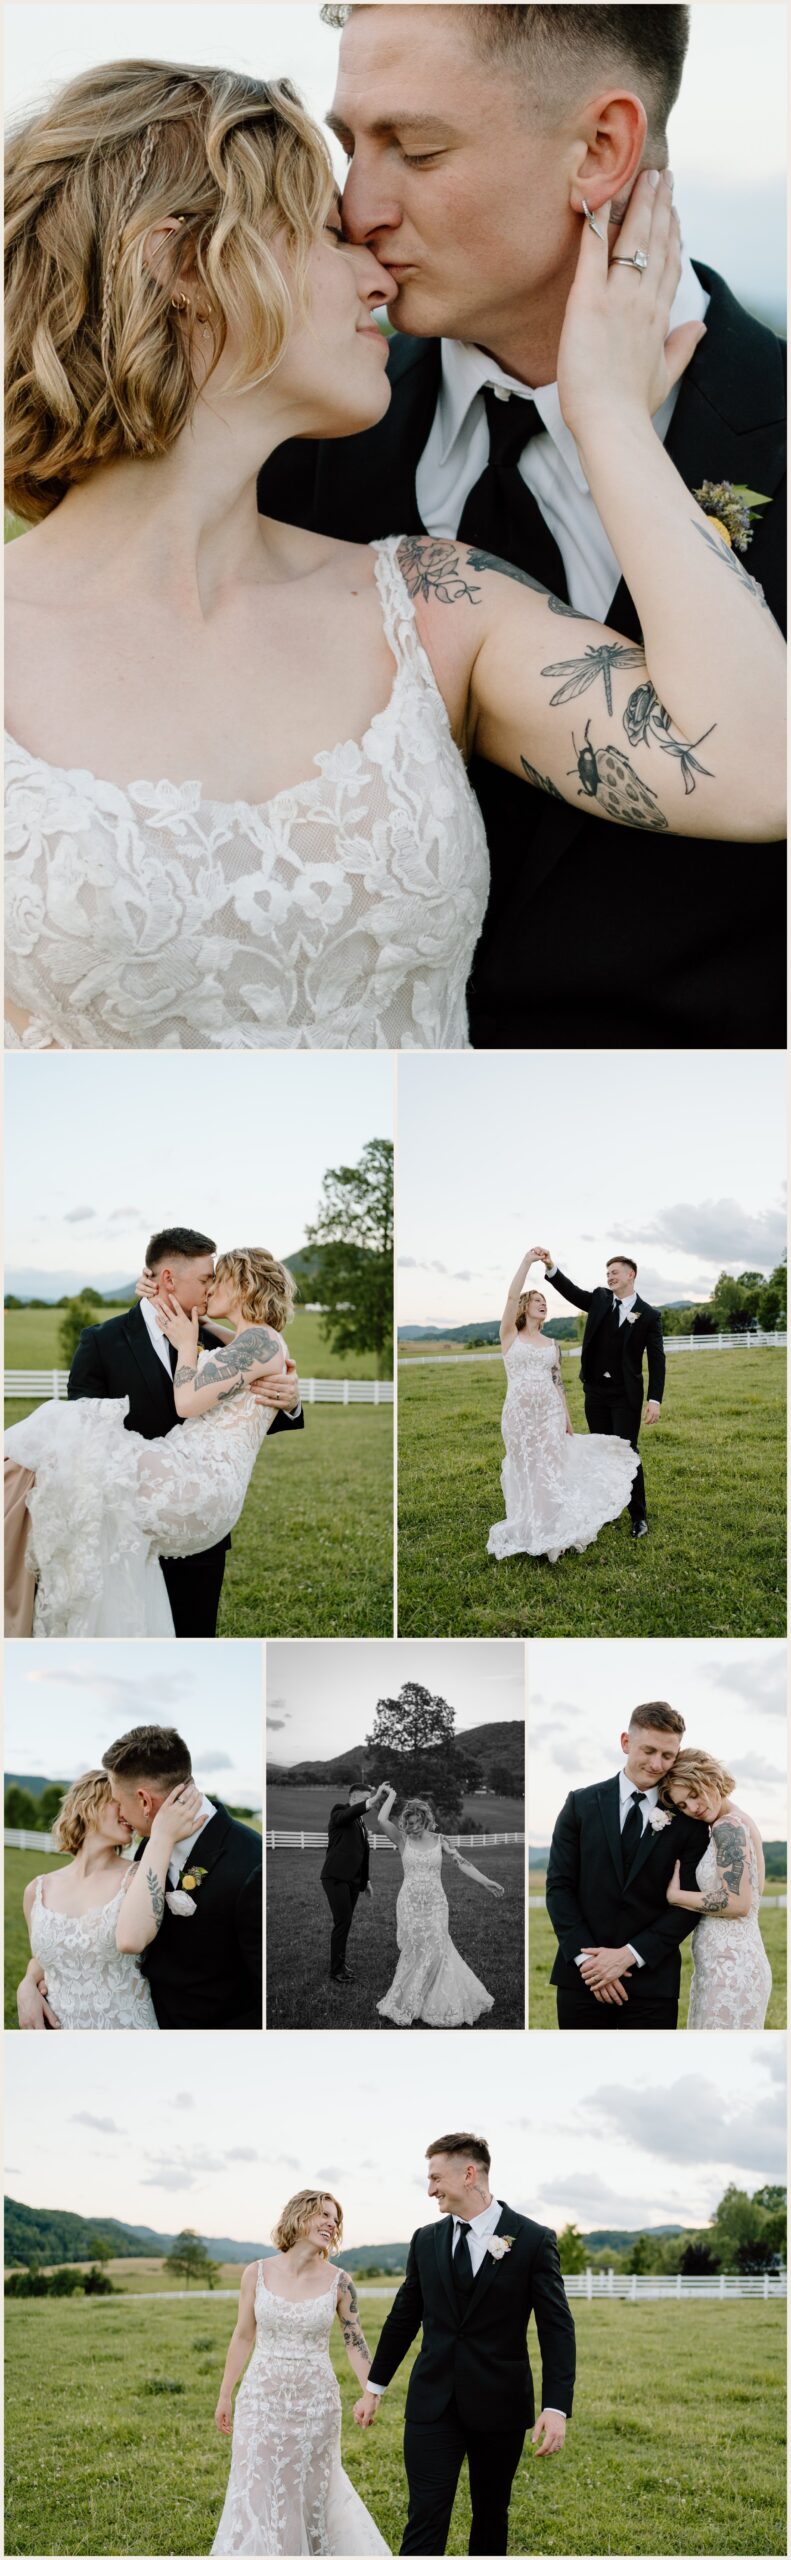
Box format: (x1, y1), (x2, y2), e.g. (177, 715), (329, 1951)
(568, 720), (668, 831)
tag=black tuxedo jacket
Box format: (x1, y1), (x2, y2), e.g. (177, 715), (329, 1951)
(258, 265), (786, 1049)
(546, 1776), (709, 2004)
(367, 2204), (575, 2431)
(549, 1270), (666, 1410)
(320, 1802), (370, 1889)
(135, 1801), (262, 2029)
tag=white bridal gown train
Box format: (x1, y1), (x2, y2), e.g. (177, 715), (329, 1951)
(210, 2262), (390, 2556)
(377, 1834), (493, 2027)
(487, 1333), (639, 1562)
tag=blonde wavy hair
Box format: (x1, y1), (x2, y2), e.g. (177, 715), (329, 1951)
(515, 1289), (547, 1333)
(399, 1797), (437, 1838)
(214, 1247), (294, 1331)
(52, 1769), (116, 1856)
(271, 2190), (343, 2256)
(5, 57), (335, 521)
(660, 1747), (736, 1812)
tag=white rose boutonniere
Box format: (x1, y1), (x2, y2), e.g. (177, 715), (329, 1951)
(648, 1808), (672, 1833)
(624, 1310), (640, 1325)
(486, 2236), (514, 2262)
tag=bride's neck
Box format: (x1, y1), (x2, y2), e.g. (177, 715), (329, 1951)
(73, 1836), (121, 1879)
(288, 2241), (325, 2276)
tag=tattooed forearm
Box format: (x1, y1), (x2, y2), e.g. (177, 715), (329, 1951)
(467, 549), (549, 595)
(623, 682), (716, 795)
(146, 1868), (165, 1924)
(397, 537), (482, 606)
(701, 1886), (729, 1913)
(548, 594), (589, 619)
(520, 754), (563, 798)
(568, 719), (668, 830)
(540, 641), (646, 714)
(339, 2278), (372, 2365)
(174, 1362), (197, 1387)
(693, 519), (768, 607)
(714, 1821), (746, 1897)
(197, 1328), (280, 1387)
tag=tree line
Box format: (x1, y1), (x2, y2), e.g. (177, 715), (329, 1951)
(557, 2182), (786, 2277)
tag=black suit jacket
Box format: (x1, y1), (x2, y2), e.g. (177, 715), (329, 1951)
(258, 265), (786, 1048)
(367, 2204), (575, 2431)
(546, 1776), (709, 2004)
(549, 1270), (666, 1410)
(320, 1801), (371, 1889)
(136, 1801), (262, 2029)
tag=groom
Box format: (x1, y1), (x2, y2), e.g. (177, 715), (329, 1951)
(532, 1247), (664, 1536)
(321, 1780), (388, 1984)
(546, 1701), (709, 2029)
(354, 2131), (575, 2555)
(67, 1224), (304, 1637)
(260, 2), (785, 1049)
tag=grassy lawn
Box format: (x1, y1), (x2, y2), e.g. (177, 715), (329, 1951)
(3, 1403), (394, 1639)
(397, 1351), (786, 1636)
(4, 2294), (785, 2555)
(266, 1836), (525, 2028)
(4, 1305), (385, 1382)
(4, 1847), (67, 2028)
(529, 1891), (787, 2029)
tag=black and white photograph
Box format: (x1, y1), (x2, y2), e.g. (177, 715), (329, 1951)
(266, 1641), (525, 2028)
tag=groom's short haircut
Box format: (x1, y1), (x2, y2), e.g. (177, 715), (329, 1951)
(609, 1255), (638, 1276)
(348, 1784), (368, 1800)
(629, 1702), (685, 1737)
(146, 1225), (216, 1268)
(103, 1725), (193, 1788)
(426, 2132), (491, 2171)
(327, 7), (690, 144)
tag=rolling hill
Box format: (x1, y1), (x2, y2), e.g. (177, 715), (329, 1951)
(267, 1719), (524, 1789)
(6, 2196), (692, 2273)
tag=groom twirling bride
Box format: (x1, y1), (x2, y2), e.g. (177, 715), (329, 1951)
(354, 2131), (575, 2556)
(533, 1246), (666, 1538)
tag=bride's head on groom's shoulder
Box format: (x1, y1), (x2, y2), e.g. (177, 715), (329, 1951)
(52, 1769), (134, 1860)
(5, 54), (393, 527)
(659, 1747), (736, 1826)
(271, 2190), (343, 2260)
(208, 1247), (294, 1332)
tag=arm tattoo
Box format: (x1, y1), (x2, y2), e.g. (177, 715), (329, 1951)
(548, 594), (590, 619)
(174, 1362), (197, 1387)
(701, 1886), (729, 1913)
(567, 719), (668, 831)
(397, 536), (482, 606)
(520, 754), (563, 799)
(338, 2277), (371, 2366)
(540, 641), (646, 714)
(467, 549), (549, 595)
(692, 519), (768, 608)
(714, 1820), (746, 1897)
(197, 1328), (279, 1388)
(623, 681), (716, 796)
(146, 1868), (165, 1924)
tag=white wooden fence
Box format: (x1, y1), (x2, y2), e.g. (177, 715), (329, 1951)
(6, 1828), (59, 1852)
(401, 1333), (786, 1367)
(4, 1370), (392, 1405)
(565, 2269), (785, 2300)
(266, 1829), (523, 1851)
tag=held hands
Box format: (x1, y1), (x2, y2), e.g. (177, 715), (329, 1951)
(529, 1247), (552, 1269)
(532, 2410), (566, 2458)
(214, 2394), (233, 2437)
(579, 1944), (635, 1992)
(353, 2391), (380, 2429)
(150, 1780), (205, 1851)
(558, 168), (706, 448)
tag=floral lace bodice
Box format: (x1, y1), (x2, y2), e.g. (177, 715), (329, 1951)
(5, 538), (490, 1052)
(27, 1872), (158, 2028)
(687, 1825), (772, 2029)
(210, 2262), (389, 2556)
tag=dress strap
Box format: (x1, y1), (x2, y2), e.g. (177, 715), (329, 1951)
(370, 535), (451, 721)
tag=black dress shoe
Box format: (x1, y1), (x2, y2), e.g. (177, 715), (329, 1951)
(631, 1518), (649, 1539)
(331, 1968), (354, 1984)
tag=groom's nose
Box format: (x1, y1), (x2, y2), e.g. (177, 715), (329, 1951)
(341, 157), (403, 249)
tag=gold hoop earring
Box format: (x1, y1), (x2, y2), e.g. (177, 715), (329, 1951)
(170, 291), (190, 314)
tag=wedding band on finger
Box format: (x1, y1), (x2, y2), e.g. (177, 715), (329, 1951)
(611, 249), (650, 273)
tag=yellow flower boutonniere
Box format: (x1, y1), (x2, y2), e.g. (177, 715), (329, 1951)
(693, 481), (771, 555)
(179, 1865), (207, 1894)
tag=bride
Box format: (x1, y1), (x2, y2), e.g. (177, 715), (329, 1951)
(488, 1252), (638, 1562)
(211, 2189), (389, 2557)
(4, 1247), (292, 1636)
(5, 62), (784, 1051)
(21, 1770), (202, 2030)
(375, 1791), (503, 2027)
(661, 1747), (773, 2029)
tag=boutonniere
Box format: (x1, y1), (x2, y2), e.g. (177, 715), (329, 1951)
(486, 2236), (514, 2262)
(693, 481), (770, 556)
(166, 1863), (207, 1917)
(624, 1310), (640, 1326)
(648, 1809), (672, 1833)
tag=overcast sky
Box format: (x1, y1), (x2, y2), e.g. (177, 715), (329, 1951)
(6, 2030), (784, 2240)
(266, 1637), (525, 1760)
(4, 5), (785, 318)
(528, 1639), (787, 1842)
(397, 1051), (785, 1328)
(4, 1052), (392, 1290)
(5, 1641), (264, 1804)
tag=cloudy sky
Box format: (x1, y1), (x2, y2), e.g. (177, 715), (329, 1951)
(5, 2030), (784, 2241)
(4, 1051), (391, 1292)
(5, 5), (785, 321)
(397, 1051), (785, 1328)
(5, 1641), (264, 1804)
(266, 1637), (525, 1760)
(528, 1639), (787, 1843)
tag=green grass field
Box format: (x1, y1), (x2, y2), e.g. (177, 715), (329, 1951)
(267, 1783), (523, 1831)
(4, 1305), (384, 1382)
(266, 1836), (524, 2027)
(4, 2294), (785, 2555)
(397, 1351), (786, 1636)
(528, 1887), (787, 2029)
(3, 1402), (394, 1639)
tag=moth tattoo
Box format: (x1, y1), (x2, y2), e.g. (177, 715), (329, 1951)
(568, 720), (668, 831)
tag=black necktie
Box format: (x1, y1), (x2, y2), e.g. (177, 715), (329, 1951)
(166, 1338), (179, 1376)
(453, 2222), (475, 2298)
(621, 1790), (646, 1875)
(456, 386), (568, 598)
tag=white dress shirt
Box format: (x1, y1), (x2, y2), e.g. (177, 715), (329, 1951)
(369, 2198), (565, 2415)
(415, 249), (709, 618)
(140, 1292), (173, 1378)
(166, 1792), (216, 1890)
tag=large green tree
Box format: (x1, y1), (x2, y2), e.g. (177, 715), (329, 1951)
(365, 1681), (471, 1819)
(557, 2224), (587, 2273)
(305, 1137), (393, 1377)
(58, 1295), (105, 1368)
(167, 2232), (218, 2288)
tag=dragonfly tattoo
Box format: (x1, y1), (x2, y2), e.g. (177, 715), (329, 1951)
(540, 641), (646, 715)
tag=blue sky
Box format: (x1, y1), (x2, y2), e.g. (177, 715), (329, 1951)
(266, 1636), (525, 1759)
(4, 1640), (264, 1804)
(4, 1051), (392, 1290)
(5, 4), (786, 324)
(528, 1638), (787, 1842)
(5, 2030), (785, 2241)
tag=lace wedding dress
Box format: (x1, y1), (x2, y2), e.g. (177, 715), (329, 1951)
(5, 538), (490, 1052)
(376, 1835), (494, 2027)
(27, 1871), (158, 2028)
(4, 1350), (280, 1636)
(487, 1333), (639, 1562)
(210, 2261), (390, 2556)
(686, 1829), (773, 2028)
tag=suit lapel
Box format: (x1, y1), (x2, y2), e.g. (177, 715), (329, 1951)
(436, 2214), (459, 2322)
(459, 2205), (522, 2325)
(625, 1806), (663, 1889)
(123, 1306), (174, 1419)
(597, 1777), (624, 1886)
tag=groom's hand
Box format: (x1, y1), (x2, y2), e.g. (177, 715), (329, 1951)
(363, 1881), (374, 1900)
(250, 1359), (301, 1412)
(353, 2391), (380, 2428)
(579, 1944), (634, 1990)
(18, 1968), (61, 2030)
(532, 2411), (566, 2457)
(645, 1400), (661, 1426)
